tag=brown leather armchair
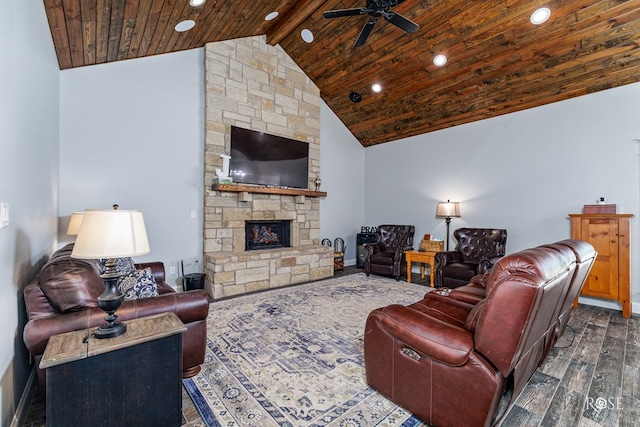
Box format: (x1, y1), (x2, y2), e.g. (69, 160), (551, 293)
(364, 239), (594, 427)
(434, 228), (507, 288)
(364, 225), (415, 281)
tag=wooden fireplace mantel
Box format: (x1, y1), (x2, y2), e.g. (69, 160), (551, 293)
(212, 183), (327, 198)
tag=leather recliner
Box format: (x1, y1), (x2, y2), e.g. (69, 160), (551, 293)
(363, 239), (595, 427)
(364, 225), (415, 281)
(434, 228), (507, 288)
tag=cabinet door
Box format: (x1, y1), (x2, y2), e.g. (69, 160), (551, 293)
(581, 218), (619, 300)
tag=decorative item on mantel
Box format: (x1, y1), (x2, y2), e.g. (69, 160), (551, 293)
(213, 176), (233, 186)
(314, 176), (322, 191)
(583, 196), (616, 214)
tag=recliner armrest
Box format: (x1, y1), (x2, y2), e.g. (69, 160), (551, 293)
(376, 304), (474, 366)
(364, 242), (384, 256)
(435, 250), (462, 266)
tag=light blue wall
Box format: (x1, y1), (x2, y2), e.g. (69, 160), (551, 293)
(319, 102), (365, 265)
(364, 82), (640, 311)
(0, 0), (60, 424)
(59, 50), (206, 288)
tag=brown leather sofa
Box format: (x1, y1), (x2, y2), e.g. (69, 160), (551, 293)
(364, 224), (415, 280)
(434, 228), (507, 288)
(364, 239), (596, 427)
(23, 244), (209, 393)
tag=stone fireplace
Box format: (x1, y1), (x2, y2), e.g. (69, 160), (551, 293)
(202, 36), (333, 299)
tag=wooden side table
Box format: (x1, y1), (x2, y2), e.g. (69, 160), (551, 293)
(40, 312), (187, 427)
(405, 250), (437, 287)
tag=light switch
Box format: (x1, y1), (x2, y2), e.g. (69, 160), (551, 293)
(190, 210), (197, 219)
(0, 202), (9, 229)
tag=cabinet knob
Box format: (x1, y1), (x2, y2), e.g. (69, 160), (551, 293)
(612, 240), (617, 243)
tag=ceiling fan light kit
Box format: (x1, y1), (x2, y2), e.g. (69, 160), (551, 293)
(323, 0), (419, 47)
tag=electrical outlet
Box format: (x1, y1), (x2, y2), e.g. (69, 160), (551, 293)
(169, 266), (176, 275)
(191, 210), (197, 219)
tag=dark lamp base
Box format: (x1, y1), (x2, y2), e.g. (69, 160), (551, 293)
(94, 321), (127, 339)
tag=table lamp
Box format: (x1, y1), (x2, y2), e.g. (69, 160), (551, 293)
(71, 209), (150, 338)
(436, 200), (460, 251)
(66, 212), (84, 235)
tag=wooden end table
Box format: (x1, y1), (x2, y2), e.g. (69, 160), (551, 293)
(405, 250), (438, 287)
(40, 312), (187, 427)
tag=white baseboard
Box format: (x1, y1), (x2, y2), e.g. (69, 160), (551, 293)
(11, 368), (37, 427)
(577, 296), (640, 316)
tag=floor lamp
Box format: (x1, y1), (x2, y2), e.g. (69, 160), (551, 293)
(436, 200), (461, 251)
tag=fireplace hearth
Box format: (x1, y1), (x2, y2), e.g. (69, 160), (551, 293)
(245, 220), (291, 251)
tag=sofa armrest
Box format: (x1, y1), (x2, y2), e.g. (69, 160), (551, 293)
(376, 304), (474, 366)
(24, 289), (209, 357)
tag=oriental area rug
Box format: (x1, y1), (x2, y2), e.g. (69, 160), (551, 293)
(183, 273), (430, 427)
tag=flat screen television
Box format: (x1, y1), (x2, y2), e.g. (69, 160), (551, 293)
(229, 126), (309, 189)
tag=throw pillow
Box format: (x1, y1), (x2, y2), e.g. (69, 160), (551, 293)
(118, 268), (159, 300)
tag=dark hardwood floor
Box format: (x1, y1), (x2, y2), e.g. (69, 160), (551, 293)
(22, 266), (638, 426)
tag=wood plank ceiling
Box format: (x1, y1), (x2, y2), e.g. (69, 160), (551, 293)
(43, 0), (640, 147)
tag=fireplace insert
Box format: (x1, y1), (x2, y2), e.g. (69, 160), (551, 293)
(245, 220), (291, 251)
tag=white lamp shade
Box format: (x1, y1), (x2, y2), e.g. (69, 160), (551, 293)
(66, 212), (85, 235)
(71, 210), (150, 259)
(436, 201), (461, 218)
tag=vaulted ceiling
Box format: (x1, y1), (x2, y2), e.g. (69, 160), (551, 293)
(43, 0), (640, 146)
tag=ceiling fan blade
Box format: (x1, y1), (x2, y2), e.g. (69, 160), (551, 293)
(355, 18), (377, 47)
(323, 8), (365, 19)
(384, 12), (419, 34)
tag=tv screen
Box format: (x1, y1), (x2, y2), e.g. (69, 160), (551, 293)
(229, 126), (309, 189)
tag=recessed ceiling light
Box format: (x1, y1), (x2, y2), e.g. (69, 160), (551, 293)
(265, 11), (279, 21)
(174, 20), (196, 32)
(189, 0), (205, 6)
(531, 7), (551, 25)
(371, 83), (382, 93)
(301, 29), (314, 43)
(433, 54), (447, 67)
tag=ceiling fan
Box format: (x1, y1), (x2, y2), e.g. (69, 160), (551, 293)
(323, 0), (419, 47)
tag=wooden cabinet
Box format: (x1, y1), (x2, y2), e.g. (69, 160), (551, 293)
(569, 213), (633, 318)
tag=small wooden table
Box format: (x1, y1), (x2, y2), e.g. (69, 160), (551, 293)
(405, 250), (438, 287)
(40, 312), (187, 427)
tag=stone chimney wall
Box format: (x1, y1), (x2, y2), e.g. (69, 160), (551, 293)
(203, 36), (333, 299)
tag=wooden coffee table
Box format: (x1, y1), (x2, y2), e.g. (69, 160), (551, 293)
(405, 250), (438, 287)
